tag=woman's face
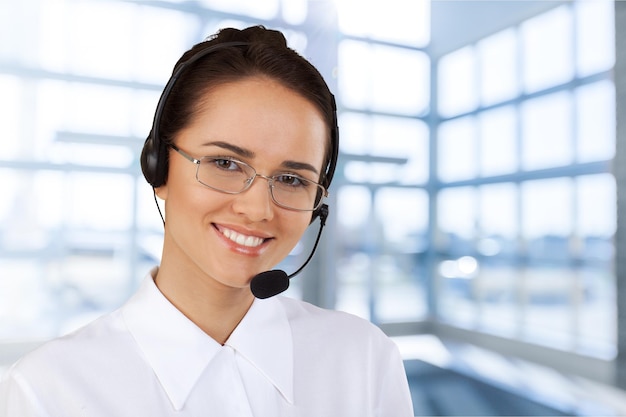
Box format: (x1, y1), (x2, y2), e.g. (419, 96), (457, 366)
(157, 77), (327, 292)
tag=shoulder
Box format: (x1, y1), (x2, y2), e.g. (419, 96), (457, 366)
(276, 296), (394, 350)
(6, 310), (125, 379)
(277, 296), (371, 327)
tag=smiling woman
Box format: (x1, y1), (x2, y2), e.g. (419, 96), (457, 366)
(0, 25), (414, 417)
(155, 77), (326, 304)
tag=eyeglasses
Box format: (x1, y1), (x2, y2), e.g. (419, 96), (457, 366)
(170, 144), (328, 212)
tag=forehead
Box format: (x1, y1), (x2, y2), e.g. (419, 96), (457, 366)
(182, 77), (328, 168)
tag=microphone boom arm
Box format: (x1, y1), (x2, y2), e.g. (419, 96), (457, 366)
(250, 204), (329, 299)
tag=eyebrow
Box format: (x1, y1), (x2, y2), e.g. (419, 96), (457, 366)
(203, 141), (254, 158)
(203, 140), (320, 175)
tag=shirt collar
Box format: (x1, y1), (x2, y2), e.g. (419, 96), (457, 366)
(121, 269), (294, 410)
(225, 291), (293, 403)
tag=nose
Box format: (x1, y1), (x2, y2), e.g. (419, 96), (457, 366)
(231, 174), (274, 222)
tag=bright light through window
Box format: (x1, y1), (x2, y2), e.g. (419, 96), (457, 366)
(339, 41), (430, 115)
(336, 0), (430, 46)
(438, 46), (478, 118)
(521, 178), (573, 239)
(521, 5), (574, 93)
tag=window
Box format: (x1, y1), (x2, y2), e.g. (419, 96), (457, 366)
(334, 2), (430, 323)
(0, 0), (322, 341)
(339, 41), (430, 115)
(435, 1), (615, 357)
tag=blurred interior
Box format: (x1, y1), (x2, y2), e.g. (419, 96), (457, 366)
(0, 0), (624, 415)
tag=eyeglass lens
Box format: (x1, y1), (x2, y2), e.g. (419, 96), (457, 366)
(196, 157), (323, 211)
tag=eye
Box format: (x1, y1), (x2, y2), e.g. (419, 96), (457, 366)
(209, 157), (242, 172)
(275, 174), (310, 188)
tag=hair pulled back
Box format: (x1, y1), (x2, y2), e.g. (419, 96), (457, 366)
(157, 25), (336, 188)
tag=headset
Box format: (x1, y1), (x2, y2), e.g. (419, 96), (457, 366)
(140, 40), (339, 221)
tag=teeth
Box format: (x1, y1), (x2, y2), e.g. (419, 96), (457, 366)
(222, 228), (264, 247)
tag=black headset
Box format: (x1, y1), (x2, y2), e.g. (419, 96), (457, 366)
(140, 41), (339, 221)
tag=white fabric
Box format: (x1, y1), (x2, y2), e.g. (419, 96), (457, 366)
(0, 270), (414, 417)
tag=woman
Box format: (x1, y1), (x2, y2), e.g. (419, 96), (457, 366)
(0, 26), (414, 416)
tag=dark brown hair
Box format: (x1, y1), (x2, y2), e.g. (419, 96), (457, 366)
(158, 25), (336, 187)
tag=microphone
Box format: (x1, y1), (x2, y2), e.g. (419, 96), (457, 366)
(250, 204), (329, 299)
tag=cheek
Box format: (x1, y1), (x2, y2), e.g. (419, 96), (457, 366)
(279, 214), (314, 251)
(164, 177), (225, 227)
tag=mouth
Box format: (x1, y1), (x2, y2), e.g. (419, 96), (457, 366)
(216, 225), (267, 248)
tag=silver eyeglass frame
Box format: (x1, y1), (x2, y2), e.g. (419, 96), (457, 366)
(169, 144), (328, 212)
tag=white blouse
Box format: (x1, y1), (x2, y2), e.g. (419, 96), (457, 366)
(0, 270), (414, 417)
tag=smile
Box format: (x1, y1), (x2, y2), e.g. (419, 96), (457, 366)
(219, 226), (266, 248)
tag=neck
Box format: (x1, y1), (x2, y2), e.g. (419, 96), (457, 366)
(155, 259), (255, 345)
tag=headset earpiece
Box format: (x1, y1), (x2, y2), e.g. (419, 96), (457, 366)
(140, 133), (158, 187)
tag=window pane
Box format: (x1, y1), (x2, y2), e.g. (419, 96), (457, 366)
(374, 188), (428, 322)
(521, 178), (573, 242)
(0, 75), (21, 159)
(479, 183), (518, 241)
(198, 0), (279, 19)
(576, 80), (615, 162)
(575, 174), (616, 356)
(576, 174), (615, 241)
(338, 186), (372, 230)
(336, 0), (430, 46)
(0, 169), (18, 224)
(132, 89), (163, 138)
(521, 5), (574, 93)
(40, 1), (198, 83)
(522, 266), (573, 349)
(281, 0), (307, 25)
(344, 161), (400, 184)
(133, 9), (200, 83)
(375, 188), (429, 243)
(521, 91), (573, 170)
(336, 252), (371, 320)
(32, 171), (65, 235)
(438, 46), (478, 117)
(478, 28), (519, 106)
(438, 116), (477, 182)
(437, 255), (479, 327)
(336, 187), (373, 319)
(40, 2), (135, 78)
(0, 169), (139, 339)
(476, 184), (519, 335)
(578, 266), (615, 356)
(0, 259), (52, 339)
(67, 173), (134, 231)
(520, 179), (575, 348)
(477, 266), (518, 336)
(437, 187), (479, 326)
(479, 105), (518, 176)
(438, 186), (477, 243)
(576, 0), (615, 77)
(36, 81), (135, 157)
(339, 41), (430, 114)
(340, 113), (429, 185)
(0, 2), (32, 63)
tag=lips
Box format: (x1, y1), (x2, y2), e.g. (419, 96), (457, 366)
(217, 225), (266, 248)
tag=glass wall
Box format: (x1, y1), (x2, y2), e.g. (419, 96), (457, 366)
(0, 0), (618, 368)
(435, 1), (615, 357)
(333, 0), (431, 322)
(0, 0), (317, 340)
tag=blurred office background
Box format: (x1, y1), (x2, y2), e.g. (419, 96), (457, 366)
(0, 0), (624, 415)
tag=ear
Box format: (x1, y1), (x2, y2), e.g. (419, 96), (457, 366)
(154, 184), (168, 201)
